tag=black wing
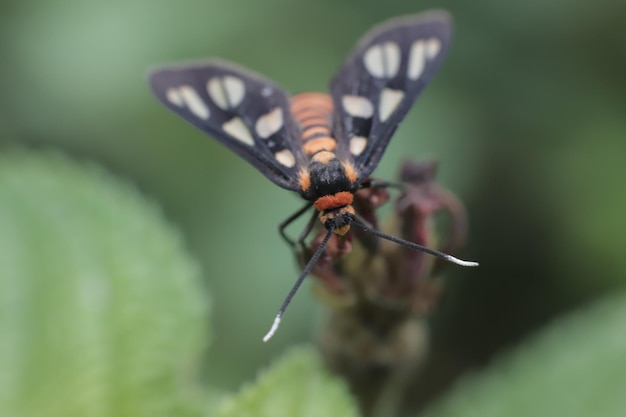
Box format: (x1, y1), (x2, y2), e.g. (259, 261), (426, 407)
(330, 11), (452, 180)
(149, 60), (305, 191)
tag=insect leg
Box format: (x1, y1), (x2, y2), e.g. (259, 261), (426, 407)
(279, 202), (314, 247)
(295, 209), (320, 249)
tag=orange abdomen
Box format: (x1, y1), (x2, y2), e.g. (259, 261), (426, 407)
(290, 93), (337, 156)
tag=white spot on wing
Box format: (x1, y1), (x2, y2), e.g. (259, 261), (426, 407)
(383, 42), (401, 77)
(255, 107), (283, 138)
(363, 42), (401, 78)
(426, 38), (441, 59)
(223, 117), (254, 146)
(349, 136), (367, 156)
(166, 88), (184, 107)
(407, 40), (425, 80)
(275, 149), (296, 167)
(207, 78), (227, 109)
(364, 45), (384, 77)
(207, 76), (245, 110)
(178, 86), (210, 119)
(379, 88), (405, 122)
(223, 76), (245, 107)
(408, 38), (442, 80)
(342, 95), (374, 119)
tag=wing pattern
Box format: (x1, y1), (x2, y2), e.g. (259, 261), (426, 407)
(330, 11), (452, 180)
(149, 60), (305, 191)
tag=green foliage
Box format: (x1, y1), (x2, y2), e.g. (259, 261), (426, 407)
(214, 347), (358, 417)
(422, 293), (626, 417)
(0, 149), (357, 417)
(0, 149), (209, 417)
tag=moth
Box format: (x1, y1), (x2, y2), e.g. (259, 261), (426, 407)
(148, 10), (478, 341)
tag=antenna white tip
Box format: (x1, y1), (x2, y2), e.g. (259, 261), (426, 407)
(444, 255), (479, 267)
(262, 314), (282, 342)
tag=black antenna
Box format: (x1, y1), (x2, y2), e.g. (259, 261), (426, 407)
(352, 221), (479, 267)
(263, 227), (335, 342)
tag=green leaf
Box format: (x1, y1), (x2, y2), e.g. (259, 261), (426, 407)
(422, 293), (626, 417)
(0, 149), (210, 417)
(214, 347), (358, 417)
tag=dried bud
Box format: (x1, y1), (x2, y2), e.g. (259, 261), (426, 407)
(296, 159), (471, 414)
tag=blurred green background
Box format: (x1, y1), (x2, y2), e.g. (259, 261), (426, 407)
(1, 0), (625, 407)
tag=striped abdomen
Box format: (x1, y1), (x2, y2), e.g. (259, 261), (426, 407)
(290, 93), (337, 156)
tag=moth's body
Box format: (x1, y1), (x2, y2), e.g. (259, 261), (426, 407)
(291, 93), (358, 236)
